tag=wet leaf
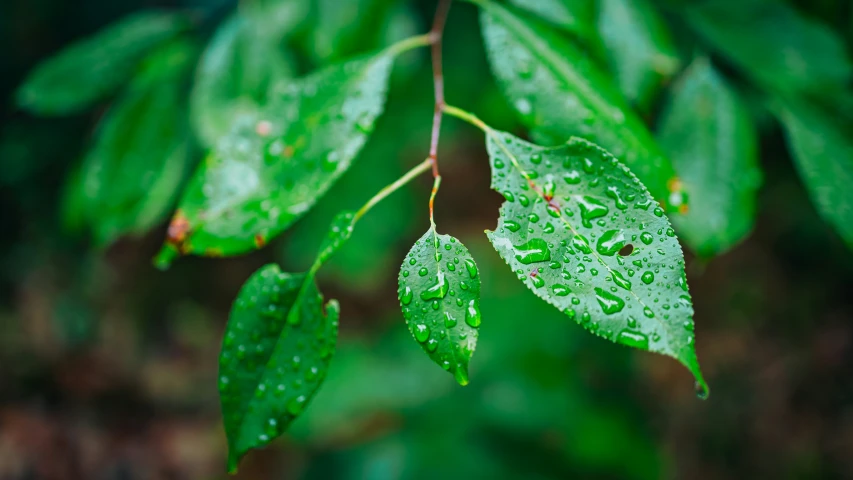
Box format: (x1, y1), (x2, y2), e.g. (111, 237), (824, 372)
(480, 128), (707, 395)
(657, 58), (761, 257)
(190, 2), (303, 146)
(158, 40), (419, 263)
(476, 0), (683, 210)
(16, 10), (189, 115)
(775, 98), (853, 248)
(219, 211), (355, 472)
(399, 230), (481, 386)
(684, 0), (852, 98)
(598, 0), (680, 112)
(508, 0), (597, 42)
(78, 40), (196, 246)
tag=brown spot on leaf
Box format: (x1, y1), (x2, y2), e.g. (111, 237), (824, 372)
(166, 211), (190, 245)
(254, 234), (266, 248)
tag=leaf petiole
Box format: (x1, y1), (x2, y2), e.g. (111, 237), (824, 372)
(443, 104), (488, 132)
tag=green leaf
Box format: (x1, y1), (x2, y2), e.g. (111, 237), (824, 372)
(774, 98), (853, 248)
(399, 230), (482, 386)
(508, 0), (597, 42)
(597, 0), (680, 112)
(657, 58), (761, 257)
(158, 38), (423, 263)
(309, 0), (397, 63)
(16, 10), (189, 115)
(219, 210), (355, 472)
(480, 128), (707, 395)
(476, 0), (685, 211)
(190, 3), (302, 146)
(684, 0), (853, 98)
(219, 265), (339, 473)
(78, 40), (196, 246)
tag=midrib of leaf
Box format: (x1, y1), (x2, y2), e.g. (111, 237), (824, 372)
(425, 226), (464, 375)
(484, 127), (677, 344)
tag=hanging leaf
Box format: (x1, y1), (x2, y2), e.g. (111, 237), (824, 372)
(78, 40), (196, 246)
(219, 210), (355, 472)
(657, 58), (761, 257)
(157, 37), (427, 265)
(479, 127), (707, 395)
(190, 2), (304, 146)
(16, 10), (189, 115)
(774, 98), (853, 248)
(684, 0), (852, 99)
(508, 0), (597, 43)
(475, 0), (684, 211)
(399, 230), (482, 386)
(597, 0), (680, 112)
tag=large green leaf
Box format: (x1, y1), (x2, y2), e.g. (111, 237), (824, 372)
(219, 210), (356, 472)
(479, 127), (707, 394)
(399, 229), (482, 386)
(657, 58), (761, 257)
(309, 0), (397, 63)
(775, 99), (853, 248)
(190, 2), (304, 146)
(476, 0), (684, 210)
(684, 0), (852, 98)
(157, 39), (423, 264)
(597, 0), (680, 112)
(16, 10), (189, 115)
(78, 40), (196, 246)
(508, 0), (597, 42)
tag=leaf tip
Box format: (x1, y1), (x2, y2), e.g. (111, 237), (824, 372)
(153, 244), (179, 270)
(226, 450), (240, 475)
(453, 366), (470, 386)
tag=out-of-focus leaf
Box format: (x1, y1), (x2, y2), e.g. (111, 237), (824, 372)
(508, 0), (597, 42)
(597, 0), (680, 112)
(775, 99), (853, 248)
(79, 40), (196, 246)
(657, 58), (761, 257)
(16, 10), (189, 115)
(478, 127), (707, 395)
(399, 230), (481, 385)
(157, 37), (426, 264)
(219, 211), (356, 472)
(309, 0), (397, 63)
(684, 0), (853, 98)
(190, 1), (305, 146)
(476, 0), (684, 211)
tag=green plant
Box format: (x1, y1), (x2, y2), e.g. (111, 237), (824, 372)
(14, 0), (852, 473)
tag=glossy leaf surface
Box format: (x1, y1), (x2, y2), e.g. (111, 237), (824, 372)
(16, 11), (188, 115)
(598, 0), (679, 112)
(657, 58), (761, 257)
(477, 0), (683, 210)
(190, 3), (302, 146)
(684, 0), (852, 98)
(78, 40), (195, 246)
(775, 99), (853, 248)
(481, 128), (707, 394)
(159, 43), (411, 263)
(399, 230), (481, 386)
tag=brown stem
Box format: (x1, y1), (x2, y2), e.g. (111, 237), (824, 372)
(428, 0), (452, 179)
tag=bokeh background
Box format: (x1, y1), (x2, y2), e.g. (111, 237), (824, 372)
(2, 0), (853, 479)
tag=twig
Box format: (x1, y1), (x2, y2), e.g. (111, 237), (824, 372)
(428, 0), (452, 178)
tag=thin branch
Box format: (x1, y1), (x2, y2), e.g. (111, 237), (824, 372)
(428, 0), (452, 178)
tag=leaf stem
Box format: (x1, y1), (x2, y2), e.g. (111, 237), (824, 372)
(428, 0), (453, 178)
(442, 104), (488, 132)
(384, 33), (435, 57)
(354, 158), (433, 222)
(429, 176), (442, 228)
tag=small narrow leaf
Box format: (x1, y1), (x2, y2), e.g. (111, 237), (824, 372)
(16, 10), (189, 115)
(481, 128), (707, 395)
(775, 99), (853, 248)
(399, 230), (481, 386)
(476, 0), (685, 211)
(597, 0), (680, 112)
(219, 211), (355, 472)
(657, 58), (761, 257)
(219, 266), (339, 473)
(78, 40), (196, 246)
(190, 4), (300, 146)
(159, 42), (412, 262)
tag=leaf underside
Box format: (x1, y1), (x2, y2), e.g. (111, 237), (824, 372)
(399, 230), (482, 385)
(477, 0), (684, 211)
(481, 128), (707, 395)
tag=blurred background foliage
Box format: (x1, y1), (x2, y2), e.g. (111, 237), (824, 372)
(1, 0), (853, 479)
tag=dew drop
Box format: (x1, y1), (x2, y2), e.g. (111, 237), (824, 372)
(594, 287), (625, 314)
(513, 238), (551, 264)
